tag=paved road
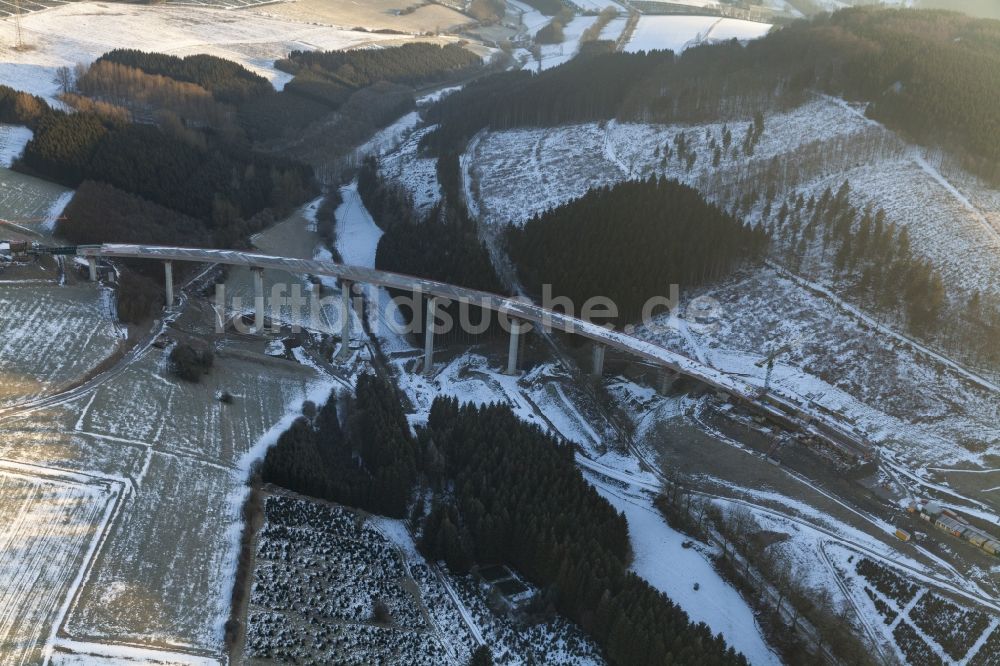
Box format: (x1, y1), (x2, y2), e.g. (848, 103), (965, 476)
(79, 244), (872, 460)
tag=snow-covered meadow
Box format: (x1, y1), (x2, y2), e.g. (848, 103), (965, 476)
(0, 1), (465, 103)
(625, 15), (772, 53)
(0, 285), (123, 407)
(0, 464), (119, 666)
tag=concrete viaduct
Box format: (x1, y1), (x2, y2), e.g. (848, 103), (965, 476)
(78, 243), (872, 462)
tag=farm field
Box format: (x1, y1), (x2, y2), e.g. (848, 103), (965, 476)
(0, 1), (470, 103)
(0, 464), (118, 666)
(624, 15), (772, 53)
(0, 167), (72, 234)
(0, 254), (336, 661)
(247, 0), (471, 34)
(0, 284), (123, 407)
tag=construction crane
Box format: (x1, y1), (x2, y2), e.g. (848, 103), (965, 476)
(754, 337), (803, 397)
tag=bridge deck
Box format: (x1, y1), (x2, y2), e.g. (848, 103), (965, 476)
(79, 243), (871, 459)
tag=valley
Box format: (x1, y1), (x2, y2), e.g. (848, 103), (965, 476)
(0, 1), (998, 665)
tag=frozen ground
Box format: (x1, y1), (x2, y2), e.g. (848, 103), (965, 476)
(0, 463), (119, 666)
(0, 252), (337, 662)
(0, 165), (73, 233)
(377, 124), (442, 216)
(0, 1), (466, 102)
(0, 284), (123, 407)
(534, 15), (599, 71)
(245, 493), (605, 665)
(389, 350), (779, 660)
(0, 123), (32, 168)
(625, 15), (772, 53)
(458, 97), (1000, 467)
(632, 267), (1000, 472)
(584, 467), (782, 666)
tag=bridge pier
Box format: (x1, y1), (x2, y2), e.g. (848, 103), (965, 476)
(164, 261), (174, 309)
(506, 319), (523, 375)
(337, 279), (352, 361)
(87, 256), (97, 282)
(591, 343), (606, 378)
(423, 297), (438, 376)
(252, 267), (265, 332)
(659, 369), (679, 395)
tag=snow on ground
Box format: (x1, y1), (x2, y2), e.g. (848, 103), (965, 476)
(535, 15), (599, 71)
(333, 181), (416, 355)
(584, 468), (783, 666)
(0, 464), (119, 666)
(633, 267), (1000, 470)
(353, 111), (421, 161)
(0, 2), (456, 102)
(392, 350), (781, 660)
(0, 124), (32, 168)
(469, 92), (1000, 305)
(378, 125), (442, 215)
(570, 0), (625, 11)
(0, 165), (73, 231)
(599, 16), (627, 41)
(334, 182), (382, 269)
(508, 0), (551, 34)
(625, 15), (772, 54)
(0, 285), (123, 407)
(0, 289), (331, 659)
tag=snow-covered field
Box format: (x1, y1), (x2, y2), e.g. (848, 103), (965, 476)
(0, 464), (119, 666)
(508, 0), (551, 35)
(0, 264), (334, 661)
(0, 1), (465, 102)
(584, 467), (782, 666)
(0, 165), (73, 231)
(0, 124), (32, 168)
(535, 15), (599, 71)
(0, 285), (123, 407)
(625, 15), (772, 53)
(468, 94), (1000, 302)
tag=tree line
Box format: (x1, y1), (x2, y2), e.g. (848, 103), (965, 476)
(261, 382), (750, 666)
(358, 155), (508, 341)
(507, 178), (768, 325)
(260, 374), (418, 518)
(423, 8), (1000, 182)
(766, 180), (946, 334)
(417, 397), (748, 666)
(97, 49), (273, 104)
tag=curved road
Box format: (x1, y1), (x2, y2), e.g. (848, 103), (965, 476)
(77, 243), (871, 459)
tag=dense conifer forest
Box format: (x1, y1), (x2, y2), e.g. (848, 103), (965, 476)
(96, 49), (273, 104)
(507, 178), (768, 325)
(261, 375), (417, 518)
(418, 398), (747, 666)
(425, 8), (1000, 180)
(242, 43), (483, 144)
(262, 385), (748, 666)
(279, 43), (482, 91)
(358, 156), (507, 339)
